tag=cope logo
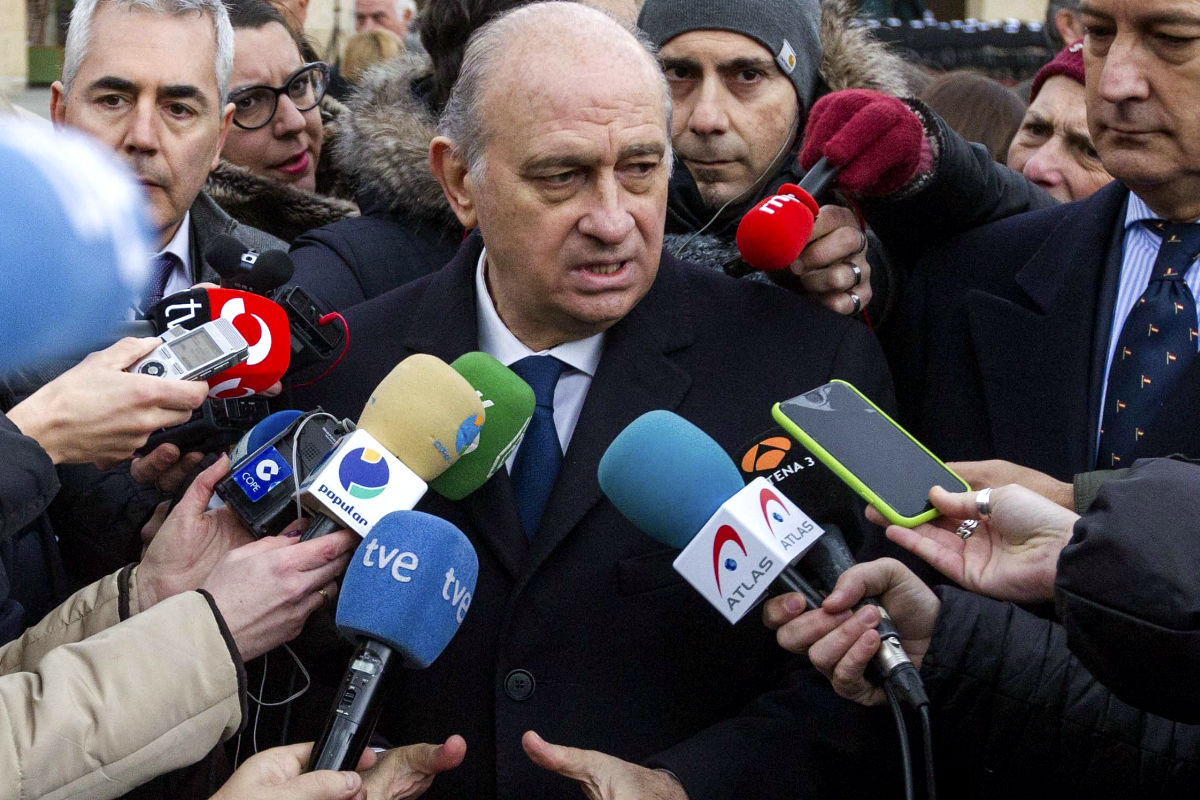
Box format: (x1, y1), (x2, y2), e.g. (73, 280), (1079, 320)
(740, 436), (792, 472)
(339, 447), (390, 499)
(711, 525), (747, 595)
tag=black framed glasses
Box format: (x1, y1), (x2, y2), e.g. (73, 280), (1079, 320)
(228, 61), (329, 130)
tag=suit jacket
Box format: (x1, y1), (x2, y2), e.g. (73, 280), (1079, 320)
(292, 233), (902, 800)
(186, 191), (286, 284)
(889, 181), (1200, 480)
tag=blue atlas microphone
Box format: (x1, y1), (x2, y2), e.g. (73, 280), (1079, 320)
(308, 510), (479, 773)
(599, 411), (929, 710)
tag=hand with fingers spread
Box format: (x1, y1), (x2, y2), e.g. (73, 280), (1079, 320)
(763, 558), (937, 707)
(7, 337), (210, 468)
(948, 459), (1074, 510)
(869, 484), (1079, 603)
(360, 736), (467, 800)
(522, 731), (688, 800)
(210, 742), (368, 800)
(790, 205), (873, 316)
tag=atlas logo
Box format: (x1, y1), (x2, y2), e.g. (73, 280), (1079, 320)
(710, 524), (775, 612)
(758, 486), (815, 551)
(711, 525), (747, 595)
(339, 447), (390, 499)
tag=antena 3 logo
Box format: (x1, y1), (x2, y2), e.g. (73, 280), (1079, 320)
(740, 435), (816, 485)
(339, 447), (390, 499)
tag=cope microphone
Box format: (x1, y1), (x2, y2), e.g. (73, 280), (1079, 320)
(204, 234), (294, 294)
(147, 286), (292, 397)
(430, 352), (535, 500)
(298, 354), (485, 541)
(599, 411), (928, 710)
(734, 157), (843, 272)
(309, 510), (478, 772)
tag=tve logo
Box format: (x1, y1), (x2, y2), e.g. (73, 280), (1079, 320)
(339, 447), (390, 499)
(441, 567), (472, 624)
(234, 446), (294, 502)
(361, 537), (418, 581)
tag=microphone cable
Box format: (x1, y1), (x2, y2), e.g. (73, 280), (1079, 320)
(884, 681), (915, 800)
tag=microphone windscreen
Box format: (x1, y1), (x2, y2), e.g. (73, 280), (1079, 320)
(253, 250), (295, 289)
(358, 353), (486, 482)
(231, 408), (304, 463)
(204, 235), (248, 281)
(735, 184), (820, 271)
(336, 510), (478, 668)
(431, 352), (535, 500)
(203, 288), (292, 397)
(598, 410), (744, 549)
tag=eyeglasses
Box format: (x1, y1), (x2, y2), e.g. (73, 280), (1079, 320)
(228, 62), (329, 130)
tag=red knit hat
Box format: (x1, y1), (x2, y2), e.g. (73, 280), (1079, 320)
(1031, 40), (1086, 102)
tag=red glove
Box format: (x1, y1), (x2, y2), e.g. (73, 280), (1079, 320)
(799, 89), (926, 197)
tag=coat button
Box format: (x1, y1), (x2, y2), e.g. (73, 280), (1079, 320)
(504, 669), (535, 701)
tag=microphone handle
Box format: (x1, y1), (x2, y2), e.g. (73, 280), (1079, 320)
(796, 157), (841, 203)
(299, 512), (343, 542)
(308, 638), (396, 772)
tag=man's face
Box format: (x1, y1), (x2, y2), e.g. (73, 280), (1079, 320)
(1081, 0), (1200, 207)
(658, 30), (800, 210)
(51, 4), (231, 246)
(1007, 75), (1112, 202)
(447, 52), (670, 351)
(355, 0), (410, 38)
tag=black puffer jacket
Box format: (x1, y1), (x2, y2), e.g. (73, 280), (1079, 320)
(921, 585), (1200, 799)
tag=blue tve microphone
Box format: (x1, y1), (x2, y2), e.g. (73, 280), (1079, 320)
(308, 510), (479, 772)
(599, 411), (928, 709)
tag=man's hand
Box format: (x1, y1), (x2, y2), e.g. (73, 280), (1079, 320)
(131, 442), (206, 493)
(869, 484), (1080, 603)
(948, 459), (1074, 510)
(523, 731), (688, 800)
(202, 528), (358, 661)
(136, 454), (253, 609)
(790, 205), (872, 316)
(7, 337), (208, 468)
(763, 558), (938, 707)
(209, 742), (367, 800)
(361, 736), (467, 800)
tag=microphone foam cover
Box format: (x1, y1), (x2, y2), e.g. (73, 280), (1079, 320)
(249, 250), (295, 291)
(337, 510), (479, 669)
(598, 410), (745, 549)
(431, 352), (536, 500)
(204, 234), (248, 281)
(231, 409), (304, 464)
(735, 184), (819, 271)
(203, 288), (292, 397)
(358, 353), (486, 482)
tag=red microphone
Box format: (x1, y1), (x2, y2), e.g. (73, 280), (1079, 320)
(735, 183), (821, 271)
(148, 287), (291, 397)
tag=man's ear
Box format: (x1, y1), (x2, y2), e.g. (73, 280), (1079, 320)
(210, 102), (235, 171)
(430, 136), (479, 229)
(50, 81), (68, 127)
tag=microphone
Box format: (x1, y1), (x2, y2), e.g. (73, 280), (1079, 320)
(230, 409), (305, 464)
(308, 510), (478, 772)
(734, 182), (821, 272)
(429, 352), (535, 500)
(599, 410), (929, 709)
(297, 354), (486, 541)
(204, 234), (295, 293)
(147, 287), (292, 397)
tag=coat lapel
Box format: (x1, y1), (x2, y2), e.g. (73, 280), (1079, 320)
(965, 183), (1129, 478)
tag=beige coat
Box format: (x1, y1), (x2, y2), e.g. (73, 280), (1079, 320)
(0, 567), (243, 800)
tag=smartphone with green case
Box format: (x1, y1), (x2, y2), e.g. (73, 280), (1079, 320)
(771, 379), (969, 527)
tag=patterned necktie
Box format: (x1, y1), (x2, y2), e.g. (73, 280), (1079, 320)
(144, 252), (179, 309)
(508, 355), (568, 539)
(1098, 220), (1200, 468)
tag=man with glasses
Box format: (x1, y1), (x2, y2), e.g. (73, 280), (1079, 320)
(51, 0), (284, 296)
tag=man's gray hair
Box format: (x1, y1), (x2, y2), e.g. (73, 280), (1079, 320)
(1045, 0), (1082, 51)
(437, 1), (671, 177)
(62, 0), (234, 101)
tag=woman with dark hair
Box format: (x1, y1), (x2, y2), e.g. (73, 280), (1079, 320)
(919, 70), (1028, 163)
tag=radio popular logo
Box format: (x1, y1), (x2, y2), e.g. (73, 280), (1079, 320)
(339, 447), (390, 499)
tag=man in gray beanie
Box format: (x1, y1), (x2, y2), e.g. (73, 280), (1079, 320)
(638, 0), (912, 321)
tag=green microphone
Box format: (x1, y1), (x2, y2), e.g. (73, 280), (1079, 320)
(430, 352), (535, 500)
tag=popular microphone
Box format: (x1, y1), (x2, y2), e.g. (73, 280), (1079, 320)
(308, 510), (478, 772)
(204, 234), (295, 294)
(429, 352), (535, 500)
(147, 286), (292, 397)
(297, 354), (486, 541)
(598, 410), (929, 709)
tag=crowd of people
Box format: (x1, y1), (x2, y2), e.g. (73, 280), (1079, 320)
(2, 0), (1198, 798)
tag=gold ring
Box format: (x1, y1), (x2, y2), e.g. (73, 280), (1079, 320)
(318, 588), (330, 605)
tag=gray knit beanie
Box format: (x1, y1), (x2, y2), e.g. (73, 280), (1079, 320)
(638, 0), (824, 111)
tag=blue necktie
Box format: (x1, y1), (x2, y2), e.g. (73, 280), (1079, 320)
(509, 355), (568, 539)
(1098, 220), (1200, 467)
(144, 252), (179, 308)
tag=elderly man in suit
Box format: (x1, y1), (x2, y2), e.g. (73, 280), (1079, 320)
(294, 4), (899, 799)
(889, 0), (1200, 481)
